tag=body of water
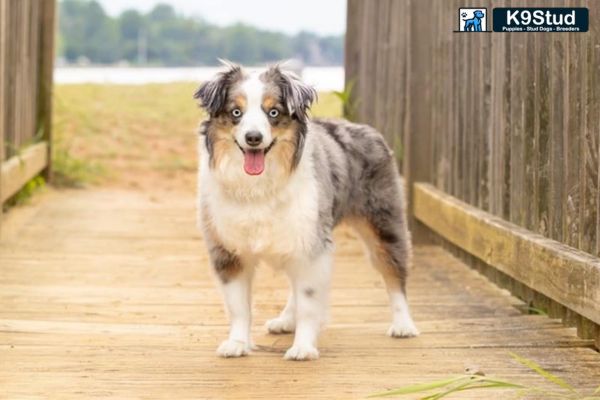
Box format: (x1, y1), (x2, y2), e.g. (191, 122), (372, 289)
(54, 66), (345, 92)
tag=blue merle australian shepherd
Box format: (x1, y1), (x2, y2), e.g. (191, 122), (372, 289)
(195, 61), (418, 361)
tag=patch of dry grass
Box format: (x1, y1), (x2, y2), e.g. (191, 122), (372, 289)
(52, 83), (342, 191)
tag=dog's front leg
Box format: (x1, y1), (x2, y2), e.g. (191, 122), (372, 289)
(216, 263), (254, 358)
(284, 249), (332, 361)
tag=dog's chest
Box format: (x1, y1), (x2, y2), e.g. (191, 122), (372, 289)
(205, 182), (319, 258)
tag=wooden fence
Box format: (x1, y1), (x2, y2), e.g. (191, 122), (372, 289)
(0, 0), (55, 210)
(346, 0), (600, 346)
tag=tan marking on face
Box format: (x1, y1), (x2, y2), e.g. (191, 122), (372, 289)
(233, 95), (247, 110)
(207, 118), (238, 169)
(262, 95), (277, 110)
(269, 119), (299, 175)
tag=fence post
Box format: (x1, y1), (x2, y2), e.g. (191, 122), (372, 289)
(0, 0), (7, 229)
(38, 0), (56, 181)
(403, 0), (433, 244)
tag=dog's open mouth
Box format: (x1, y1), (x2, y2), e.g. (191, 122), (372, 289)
(238, 140), (276, 176)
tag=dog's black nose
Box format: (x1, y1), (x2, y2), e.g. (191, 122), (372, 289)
(245, 131), (263, 147)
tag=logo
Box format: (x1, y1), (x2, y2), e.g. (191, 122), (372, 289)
(492, 8), (588, 32)
(457, 8), (489, 32)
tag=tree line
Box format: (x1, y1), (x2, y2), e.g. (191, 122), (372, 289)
(58, 0), (344, 66)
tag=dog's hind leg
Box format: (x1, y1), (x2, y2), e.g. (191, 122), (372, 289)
(265, 284), (296, 334)
(349, 181), (419, 338)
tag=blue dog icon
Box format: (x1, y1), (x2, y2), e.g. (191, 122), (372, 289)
(463, 10), (485, 31)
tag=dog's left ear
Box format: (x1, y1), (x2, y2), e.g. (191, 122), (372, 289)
(268, 66), (317, 122)
(194, 60), (242, 117)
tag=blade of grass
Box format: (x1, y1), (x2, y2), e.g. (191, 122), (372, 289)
(367, 376), (469, 398)
(422, 378), (525, 400)
(509, 352), (575, 393)
(370, 375), (525, 399)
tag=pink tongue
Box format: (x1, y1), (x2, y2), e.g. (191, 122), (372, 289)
(243, 150), (265, 175)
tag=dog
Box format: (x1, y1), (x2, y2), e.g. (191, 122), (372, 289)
(194, 61), (419, 361)
(463, 10), (485, 31)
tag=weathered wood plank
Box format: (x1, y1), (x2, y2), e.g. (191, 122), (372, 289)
(0, 141), (48, 202)
(0, 0), (7, 223)
(414, 182), (600, 326)
(403, 0), (433, 242)
(1, 188), (600, 398)
(509, 28), (525, 226)
(584, 2), (600, 257)
(37, 0), (56, 180)
(523, 34), (536, 230)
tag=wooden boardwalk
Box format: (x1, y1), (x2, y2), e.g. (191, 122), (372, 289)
(1, 189), (599, 399)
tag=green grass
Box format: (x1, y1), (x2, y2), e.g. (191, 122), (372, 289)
(52, 83), (342, 189)
(333, 79), (359, 121)
(3, 176), (46, 209)
(369, 353), (600, 400)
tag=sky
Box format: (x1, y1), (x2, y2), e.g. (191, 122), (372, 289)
(95, 0), (347, 36)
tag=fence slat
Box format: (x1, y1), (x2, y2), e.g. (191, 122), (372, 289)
(38, 0), (56, 179)
(0, 0), (7, 217)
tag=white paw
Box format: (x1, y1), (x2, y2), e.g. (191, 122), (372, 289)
(265, 317), (296, 334)
(216, 339), (251, 358)
(387, 321), (420, 338)
(284, 344), (320, 361)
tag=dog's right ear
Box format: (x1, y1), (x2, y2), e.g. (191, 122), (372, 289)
(194, 60), (242, 117)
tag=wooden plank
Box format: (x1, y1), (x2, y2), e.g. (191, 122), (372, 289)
(387, 0), (404, 169)
(523, 34), (536, 230)
(0, 0), (7, 224)
(0, 141), (48, 203)
(536, 32), (552, 239)
(584, 2), (600, 257)
(403, 0), (433, 242)
(549, 22), (568, 243)
(1, 188), (600, 398)
(343, 0), (361, 121)
(479, 3), (491, 212)
(37, 0), (56, 180)
(395, 0), (410, 171)
(414, 182), (600, 326)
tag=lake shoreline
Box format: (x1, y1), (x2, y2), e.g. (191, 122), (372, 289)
(54, 66), (345, 91)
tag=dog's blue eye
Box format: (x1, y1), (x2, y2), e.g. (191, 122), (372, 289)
(268, 109), (279, 118)
(232, 109), (242, 118)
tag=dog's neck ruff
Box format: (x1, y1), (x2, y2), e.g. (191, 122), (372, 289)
(209, 160), (296, 204)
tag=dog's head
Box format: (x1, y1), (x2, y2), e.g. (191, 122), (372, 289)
(195, 61), (316, 177)
(473, 10), (484, 18)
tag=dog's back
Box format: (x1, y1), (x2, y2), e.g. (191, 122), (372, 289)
(308, 117), (413, 291)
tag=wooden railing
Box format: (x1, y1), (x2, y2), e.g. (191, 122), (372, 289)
(0, 0), (56, 211)
(346, 0), (600, 347)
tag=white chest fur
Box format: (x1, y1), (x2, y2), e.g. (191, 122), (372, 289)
(198, 139), (320, 262)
